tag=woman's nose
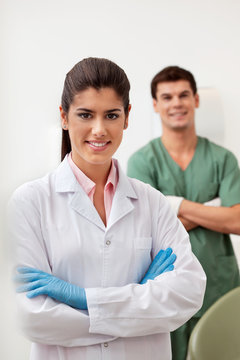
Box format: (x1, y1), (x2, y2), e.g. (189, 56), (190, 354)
(91, 119), (107, 137)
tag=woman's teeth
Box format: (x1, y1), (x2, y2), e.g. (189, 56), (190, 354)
(89, 142), (108, 147)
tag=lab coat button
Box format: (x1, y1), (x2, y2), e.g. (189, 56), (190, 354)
(106, 240), (111, 246)
(104, 342), (108, 347)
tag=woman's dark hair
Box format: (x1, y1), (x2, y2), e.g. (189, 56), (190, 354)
(151, 66), (197, 99)
(61, 57), (130, 160)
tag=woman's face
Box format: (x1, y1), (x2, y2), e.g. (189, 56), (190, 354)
(60, 87), (130, 171)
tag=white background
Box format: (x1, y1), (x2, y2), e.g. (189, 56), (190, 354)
(1, 0), (240, 358)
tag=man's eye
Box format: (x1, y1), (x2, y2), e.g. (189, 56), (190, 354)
(78, 113), (92, 119)
(107, 113), (118, 120)
(163, 97), (171, 101)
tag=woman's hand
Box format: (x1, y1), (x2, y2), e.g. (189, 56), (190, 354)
(140, 248), (176, 284)
(15, 267), (88, 310)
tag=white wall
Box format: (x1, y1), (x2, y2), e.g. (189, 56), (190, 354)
(1, 0), (240, 358)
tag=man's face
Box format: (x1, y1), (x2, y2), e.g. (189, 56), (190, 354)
(153, 80), (199, 131)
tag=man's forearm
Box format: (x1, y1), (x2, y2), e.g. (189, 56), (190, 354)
(179, 200), (240, 234)
(178, 216), (198, 231)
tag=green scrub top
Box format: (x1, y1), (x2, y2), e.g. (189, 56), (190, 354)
(127, 136), (240, 317)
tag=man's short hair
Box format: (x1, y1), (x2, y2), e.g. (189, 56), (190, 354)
(151, 66), (197, 99)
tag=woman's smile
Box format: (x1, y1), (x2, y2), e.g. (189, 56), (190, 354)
(86, 140), (111, 151)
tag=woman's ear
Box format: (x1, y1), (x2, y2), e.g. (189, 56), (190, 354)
(59, 105), (68, 130)
(124, 104), (131, 129)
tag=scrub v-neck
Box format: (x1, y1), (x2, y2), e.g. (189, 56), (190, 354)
(158, 137), (199, 173)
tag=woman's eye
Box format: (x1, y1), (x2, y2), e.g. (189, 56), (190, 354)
(78, 113), (92, 119)
(107, 113), (118, 120)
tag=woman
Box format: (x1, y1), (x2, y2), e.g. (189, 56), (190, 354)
(9, 57), (206, 360)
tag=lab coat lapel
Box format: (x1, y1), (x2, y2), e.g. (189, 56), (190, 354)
(55, 157), (105, 231)
(70, 192), (105, 231)
(107, 163), (138, 229)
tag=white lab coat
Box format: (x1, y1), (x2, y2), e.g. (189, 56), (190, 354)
(8, 157), (206, 360)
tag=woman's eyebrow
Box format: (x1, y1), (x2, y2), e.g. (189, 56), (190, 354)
(76, 108), (93, 112)
(105, 108), (122, 113)
(75, 108), (122, 112)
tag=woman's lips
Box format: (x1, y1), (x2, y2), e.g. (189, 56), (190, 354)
(86, 141), (110, 151)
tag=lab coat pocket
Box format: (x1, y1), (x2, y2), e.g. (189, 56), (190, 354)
(134, 237), (152, 282)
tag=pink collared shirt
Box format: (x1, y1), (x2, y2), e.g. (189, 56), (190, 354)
(68, 153), (118, 222)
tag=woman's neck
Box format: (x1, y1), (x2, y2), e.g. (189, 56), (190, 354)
(71, 155), (112, 186)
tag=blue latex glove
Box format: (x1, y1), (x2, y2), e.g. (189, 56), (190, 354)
(15, 267), (87, 310)
(140, 247), (176, 284)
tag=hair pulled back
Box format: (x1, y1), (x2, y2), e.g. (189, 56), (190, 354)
(61, 57), (130, 160)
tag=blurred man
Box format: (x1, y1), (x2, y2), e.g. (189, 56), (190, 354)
(127, 66), (240, 360)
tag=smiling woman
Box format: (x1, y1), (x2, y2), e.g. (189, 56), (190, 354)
(60, 87), (129, 177)
(8, 57), (206, 360)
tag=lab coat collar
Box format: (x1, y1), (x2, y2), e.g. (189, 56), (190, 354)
(54, 156), (138, 231)
(55, 156), (81, 193)
(55, 156), (137, 198)
(112, 159), (138, 200)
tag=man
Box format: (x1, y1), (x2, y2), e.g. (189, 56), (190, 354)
(127, 66), (240, 360)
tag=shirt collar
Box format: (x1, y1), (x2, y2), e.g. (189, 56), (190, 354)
(68, 153), (118, 195)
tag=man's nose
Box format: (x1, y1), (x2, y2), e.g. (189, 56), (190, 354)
(172, 96), (182, 107)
